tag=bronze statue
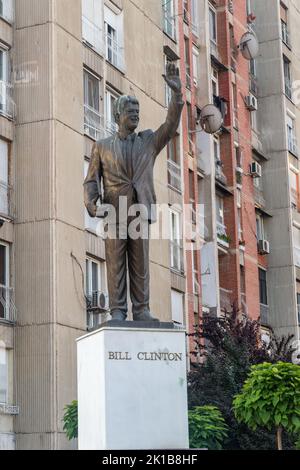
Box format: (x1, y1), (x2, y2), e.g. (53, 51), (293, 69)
(84, 63), (183, 322)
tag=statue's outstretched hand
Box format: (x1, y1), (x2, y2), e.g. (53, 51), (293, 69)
(162, 62), (182, 94)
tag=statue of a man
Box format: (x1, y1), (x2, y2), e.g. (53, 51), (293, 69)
(84, 63), (184, 322)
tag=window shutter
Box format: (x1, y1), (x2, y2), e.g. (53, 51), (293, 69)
(82, 0), (102, 53)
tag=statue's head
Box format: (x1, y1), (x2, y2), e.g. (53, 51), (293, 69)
(113, 95), (140, 132)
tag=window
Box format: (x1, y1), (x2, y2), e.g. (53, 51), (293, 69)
(162, 0), (176, 40)
(237, 189), (243, 241)
(170, 209), (183, 272)
(184, 37), (191, 89)
(105, 88), (119, 134)
(246, 0), (252, 16)
(167, 135), (181, 192)
(0, 46), (13, 118)
(183, 0), (189, 23)
(259, 268), (268, 306)
(287, 114), (298, 156)
(164, 55), (172, 106)
(289, 166), (298, 208)
(104, 6), (124, 70)
(171, 289), (184, 325)
(281, 3), (290, 46)
(191, 0), (199, 36)
(0, 342), (8, 404)
(187, 102), (194, 153)
(209, 7), (217, 44)
(283, 56), (292, 99)
(86, 257), (107, 329)
(211, 67), (219, 99)
(216, 194), (226, 236)
(104, 5), (124, 71)
(84, 160), (102, 234)
(192, 47), (199, 87)
(192, 246), (199, 295)
(84, 69), (102, 140)
(251, 108), (258, 132)
(0, 242), (9, 320)
(213, 136), (220, 162)
(0, 139), (9, 216)
(82, 0), (102, 53)
(0, 0), (13, 23)
(256, 213), (265, 241)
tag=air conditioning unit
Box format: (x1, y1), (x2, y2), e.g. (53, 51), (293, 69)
(250, 161), (262, 178)
(89, 291), (109, 312)
(245, 94), (258, 111)
(258, 239), (270, 255)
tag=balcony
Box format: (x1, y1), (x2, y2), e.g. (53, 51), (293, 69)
(105, 33), (124, 71)
(0, 181), (13, 219)
(167, 159), (182, 193)
(0, 286), (17, 324)
(0, 81), (15, 120)
(260, 303), (270, 326)
(254, 186), (266, 208)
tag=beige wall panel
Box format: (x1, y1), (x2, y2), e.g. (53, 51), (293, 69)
(85, 231), (106, 260)
(53, 26), (83, 133)
(140, 0), (164, 29)
(14, 24), (51, 125)
(55, 121), (84, 227)
(16, 432), (54, 450)
(55, 221), (86, 329)
(0, 117), (14, 142)
(15, 121), (52, 222)
(0, 325), (13, 348)
(0, 222), (13, 243)
(84, 46), (104, 79)
(15, 220), (53, 325)
(14, 325), (53, 434)
(15, 0), (51, 29)
(150, 238), (170, 269)
(54, 0), (82, 41)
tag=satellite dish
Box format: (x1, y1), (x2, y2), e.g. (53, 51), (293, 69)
(239, 31), (259, 60)
(200, 104), (223, 134)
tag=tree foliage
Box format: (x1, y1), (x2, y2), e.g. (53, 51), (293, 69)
(233, 362), (300, 449)
(188, 307), (297, 449)
(63, 400), (78, 440)
(189, 405), (228, 450)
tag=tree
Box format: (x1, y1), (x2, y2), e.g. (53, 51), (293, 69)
(233, 362), (300, 450)
(189, 405), (228, 450)
(63, 400), (78, 440)
(188, 306), (297, 449)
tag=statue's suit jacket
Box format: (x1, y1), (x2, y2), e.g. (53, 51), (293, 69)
(84, 92), (184, 223)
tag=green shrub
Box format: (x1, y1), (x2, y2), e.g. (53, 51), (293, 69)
(189, 405), (228, 450)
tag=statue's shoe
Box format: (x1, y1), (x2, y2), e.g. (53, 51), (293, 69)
(110, 311), (127, 321)
(133, 311), (159, 322)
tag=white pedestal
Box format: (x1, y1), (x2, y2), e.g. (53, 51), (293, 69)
(77, 324), (189, 450)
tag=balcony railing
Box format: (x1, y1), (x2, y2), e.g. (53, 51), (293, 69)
(217, 222), (230, 247)
(105, 33), (124, 71)
(0, 286), (17, 324)
(84, 106), (114, 141)
(215, 161), (227, 185)
(167, 159), (182, 192)
(163, 10), (176, 40)
(0, 180), (12, 218)
(0, 80), (15, 120)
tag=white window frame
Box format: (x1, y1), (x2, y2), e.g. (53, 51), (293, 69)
(0, 341), (8, 404)
(85, 257), (107, 296)
(213, 136), (220, 161)
(192, 46), (199, 87)
(105, 87), (119, 134)
(287, 113), (298, 155)
(82, 0), (103, 54)
(256, 213), (265, 241)
(0, 242), (10, 322)
(165, 55), (173, 106)
(0, 0), (13, 24)
(83, 69), (102, 141)
(162, 0), (176, 40)
(216, 194), (226, 235)
(84, 160), (103, 235)
(209, 6), (217, 44)
(170, 209), (182, 273)
(171, 289), (184, 325)
(0, 138), (9, 216)
(104, 5), (125, 72)
(211, 67), (219, 97)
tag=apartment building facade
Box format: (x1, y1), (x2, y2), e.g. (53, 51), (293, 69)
(0, 0), (299, 451)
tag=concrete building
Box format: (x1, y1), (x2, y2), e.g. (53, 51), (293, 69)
(0, 0), (299, 450)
